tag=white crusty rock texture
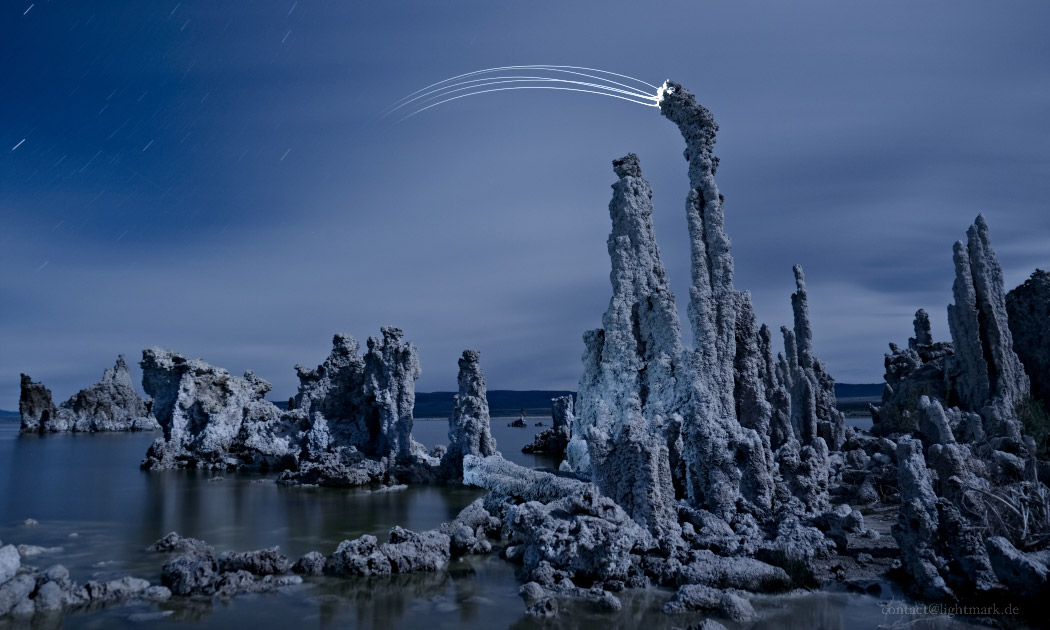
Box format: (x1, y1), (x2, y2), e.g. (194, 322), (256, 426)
(140, 347), (305, 471)
(566, 153), (684, 540)
(565, 86), (848, 541)
(19, 357), (159, 433)
(142, 327), (431, 480)
(440, 350), (497, 481)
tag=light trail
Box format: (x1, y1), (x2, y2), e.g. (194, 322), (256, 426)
(397, 85), (658, 123)
(380, 65), (660, 123)
(382, 75), (655, 120)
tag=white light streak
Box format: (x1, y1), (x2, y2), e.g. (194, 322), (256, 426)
(382, 65), (660, 123)
(11, 139), (25, 151)
(399, 86), (658, 123)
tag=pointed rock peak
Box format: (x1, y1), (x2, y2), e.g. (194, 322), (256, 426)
(913, 309), (933, 346)
(612, 153), (642, 178)
(793, 264), (806, 292)
(331, 333), (361, 357)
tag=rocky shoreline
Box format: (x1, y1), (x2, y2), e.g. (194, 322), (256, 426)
(6, 80), (1049, 627)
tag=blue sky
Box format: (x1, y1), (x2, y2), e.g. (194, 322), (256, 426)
(2, 1), (1049, 409)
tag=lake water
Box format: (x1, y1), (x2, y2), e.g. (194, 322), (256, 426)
(0, 418), (983, 629)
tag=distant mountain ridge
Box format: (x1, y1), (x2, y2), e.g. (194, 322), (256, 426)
(1, 384), (883, 421)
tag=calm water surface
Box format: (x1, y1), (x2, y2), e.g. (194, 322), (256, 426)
(0, 419), (982, 629)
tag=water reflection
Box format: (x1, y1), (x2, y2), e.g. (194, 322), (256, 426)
(0, 421), (987, 630)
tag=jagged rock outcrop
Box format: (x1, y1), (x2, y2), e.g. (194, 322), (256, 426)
(564, 153), (685, 539)
(559, 84), (846, 545)
(19, 357), (159, 433)
(522, 395), (573, 456)
(142, 328), (433, 479)
(360, 327), (423, 461)
(1007, 269), (1050, 410)
(875, 216), (1033, 450)
(17, 375), (57, 433)
(872, 310), (954, 436)
(293, 328), (423, 462)
(293, 333), (366, 427)
(779, 266), (846, 450)
(440, 350), (497, 481)
(140, 348), (308, 470)
(946, 216), (1030, 437)
(881, 217), (1050, 605)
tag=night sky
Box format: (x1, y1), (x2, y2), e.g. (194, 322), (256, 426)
(2, 1), (1049, 410)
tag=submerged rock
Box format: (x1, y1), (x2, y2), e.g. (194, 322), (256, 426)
(19, 357), (158, 433)
(1, 541), (164, 619)
(663, 584), (754, 621)
(324, 527), (451, 577)
(152, 533), (303, 598)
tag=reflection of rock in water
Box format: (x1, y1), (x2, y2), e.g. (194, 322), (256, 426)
(508, 587), (695, 630)
(314, 570), (452, 629)
(749, 591), (848, 630)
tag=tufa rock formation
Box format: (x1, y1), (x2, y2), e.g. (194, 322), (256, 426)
(522, 395), (573, 456)
(565, 85), (847, 539)
(945, 215), (1030, 438)
(19, 356), (159, 433)
(1007, 269), (1050, 411)
(1, 539), (170, 619)
(451, 84), (865, 618)
(140, 347), (308, 471)
(17, 375), (57, 433)
(142, 327), (432, 479)
(659, 82), (778, 521)
(440, 350), (497, 481)
(565, 152), (684, 540)
(878, 216), (1050, 605)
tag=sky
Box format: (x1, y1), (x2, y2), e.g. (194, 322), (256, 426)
(1, 1), (1049, 410)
